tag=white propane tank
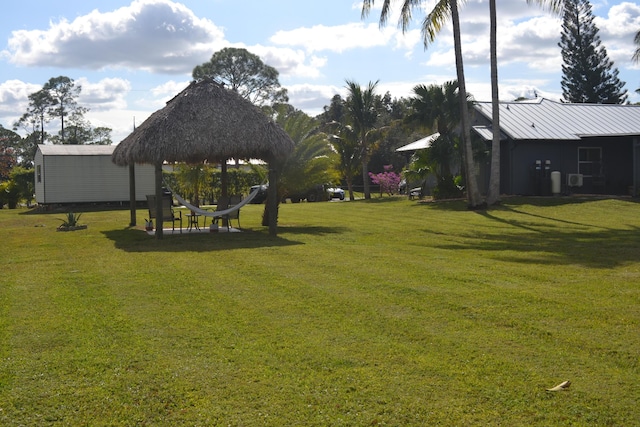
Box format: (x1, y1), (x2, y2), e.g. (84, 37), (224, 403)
(551, 171), (561, 195)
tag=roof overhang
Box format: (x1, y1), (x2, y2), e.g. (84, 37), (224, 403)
(396, 133), (440, 152)
(472, 125), (508, 141)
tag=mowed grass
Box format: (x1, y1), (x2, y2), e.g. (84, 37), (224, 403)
(0, 196), (638, 426)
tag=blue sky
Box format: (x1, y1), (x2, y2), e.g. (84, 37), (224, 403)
(1, 0), (638, 143)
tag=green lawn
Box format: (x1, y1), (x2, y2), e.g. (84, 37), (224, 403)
(1, 196), (638, 426)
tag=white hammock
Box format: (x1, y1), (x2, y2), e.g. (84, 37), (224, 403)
(166, 184), (263, 218)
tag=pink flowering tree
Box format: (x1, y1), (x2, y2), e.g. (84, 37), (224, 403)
(369, 165), (402, 196)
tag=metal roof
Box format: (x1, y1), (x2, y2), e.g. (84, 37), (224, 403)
(396, 133), (440, 151)
(38, 144), (115, 156)
(473, 98), (640, 141)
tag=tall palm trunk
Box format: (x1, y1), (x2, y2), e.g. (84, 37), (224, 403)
(486, 0), (501, 205)
(346, 176), (355, 201)
(361, 131), (371, 199)
(450, 0), (483, 208)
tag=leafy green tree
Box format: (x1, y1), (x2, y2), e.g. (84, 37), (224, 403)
(406, 81), (467, 183)
(10, 166), (35, 206)
(53, 124), (112, 145)
(175, 163), (211, 207)
(367, 94), (413, 175)
(0, 146), (16, 182)
(43, 76), (85, 143)
(192, 47), (288, 106)
(0, 125), (21, 179)
(362, 0), (484, 208)
(318, 94), (346, 123)
(14, 89), (53, 146)
(344, 80), (380, 200)
(558, 0), (627, 103)
(89, 127), (113, 145)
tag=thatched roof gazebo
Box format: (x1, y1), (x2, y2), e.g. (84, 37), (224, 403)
(112, 78), (295, 239)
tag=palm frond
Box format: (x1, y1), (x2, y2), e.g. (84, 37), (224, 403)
(526, 0), (564, 15)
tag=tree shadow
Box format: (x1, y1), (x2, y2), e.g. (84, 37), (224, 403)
(101, 228), (304, 253)
(413, 195), (639, 212)
(101, 224), (344, 253)
(276, 225), (348, 235)
(423, 206), (639, 268)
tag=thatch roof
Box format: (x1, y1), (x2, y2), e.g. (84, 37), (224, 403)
(112, 79), (294, 166)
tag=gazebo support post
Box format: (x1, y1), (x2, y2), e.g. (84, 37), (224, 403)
(155, 162), (164, 239)
(128, 164), (136, 226)
(221, 160), (229, 227)
(267, 166), (278, 236)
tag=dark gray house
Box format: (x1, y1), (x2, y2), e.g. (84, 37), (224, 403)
(472, 98), (640, 196)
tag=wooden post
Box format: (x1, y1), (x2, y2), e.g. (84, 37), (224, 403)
(221, 160), (229, 227)
(267, 166), (278, 237)
(155, 162), (164, 239)
(129, 164), (136, 226)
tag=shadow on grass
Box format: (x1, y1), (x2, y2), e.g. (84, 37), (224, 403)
(20, 204), (143, 215)
(101, 225), (342, 253)
(424, 208), (640, 269)
(102, 228), (304, 253)
(276, 225), (348, 235)
(414, 195), (639, 211)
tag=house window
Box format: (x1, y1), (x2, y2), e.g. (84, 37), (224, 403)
(36, 165), (41, 183)
(578, 147), (602, 177)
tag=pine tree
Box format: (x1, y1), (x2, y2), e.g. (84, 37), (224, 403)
(559, 0), (627, 104)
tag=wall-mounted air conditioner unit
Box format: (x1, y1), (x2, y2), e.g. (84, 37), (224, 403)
(567, 173), (583, 187)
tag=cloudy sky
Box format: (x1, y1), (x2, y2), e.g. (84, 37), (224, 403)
(1, 0), (638, 143)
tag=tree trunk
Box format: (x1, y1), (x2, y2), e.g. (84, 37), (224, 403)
(362, 159), (371, 200)
(486, 0), (501, 206)
(347, 176), (355, 201)
(129, 164), (136, 227)
(266, 166), (279, 236)
(450, 0), (483, 209)
(221, 160), (228, 227)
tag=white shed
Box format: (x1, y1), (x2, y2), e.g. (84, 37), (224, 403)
(34, 144), (155, 204)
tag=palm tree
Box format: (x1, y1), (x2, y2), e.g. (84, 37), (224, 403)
(486, 0), (501, 206)
(344, 80), (380, 200)
(272, 105), (336, 201)
(362, 0), (484, 208)
(634, 30), (640, 94)
(175, 163), (209, 208)
(326, 123), (363, 201)
(407, 81), (470, 181)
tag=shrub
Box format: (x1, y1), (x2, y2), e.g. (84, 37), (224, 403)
(432, 175), (463, 200)
(369, 165), (402, 196)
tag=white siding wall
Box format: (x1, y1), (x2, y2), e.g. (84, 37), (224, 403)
(35, 146), (155, 204)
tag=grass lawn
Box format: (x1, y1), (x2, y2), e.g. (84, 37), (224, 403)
(0, 196), (638, 426)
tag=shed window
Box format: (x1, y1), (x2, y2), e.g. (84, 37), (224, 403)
(36, 165), (41, 183)
(578, 147), (602, 177)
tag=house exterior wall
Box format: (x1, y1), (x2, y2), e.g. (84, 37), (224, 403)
(34, 146), (155, 204)
(502, 137), (633, 195)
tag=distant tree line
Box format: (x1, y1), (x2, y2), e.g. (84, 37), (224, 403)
(8, 76), (112, 165)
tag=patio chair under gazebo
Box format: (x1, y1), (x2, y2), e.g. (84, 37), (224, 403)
(112, 78), (295, 239)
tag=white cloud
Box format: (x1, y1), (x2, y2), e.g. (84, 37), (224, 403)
(249, 45), (326, 79)
(2, 0), (226, 74)
(286, 83), (344, 116)
(594, 2), (640, 68)
(77, 77), (131, 111)
(0, 80), (42, 128)
(270, 22), (418, 54)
